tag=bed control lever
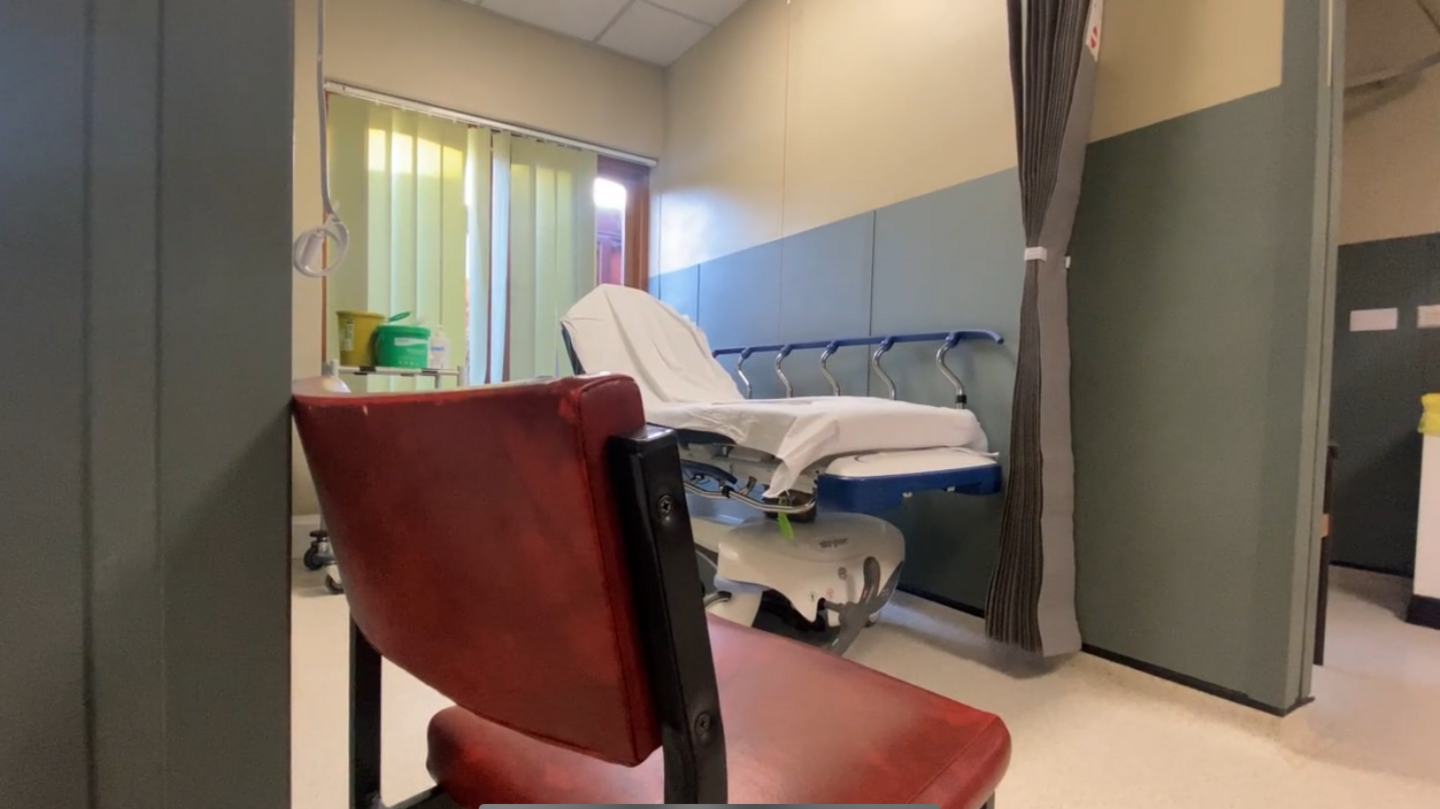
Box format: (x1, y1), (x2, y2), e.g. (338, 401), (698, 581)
(734, 348), (754, 398)
(818, 342), (841, 396)
(936, 334), (968, 409)
(871, 338), (898, 400)
(774, 345), (794, 398)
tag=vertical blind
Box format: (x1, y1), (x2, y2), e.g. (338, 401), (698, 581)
(325, 94), (598, 388)
(501, 135), (598, 382)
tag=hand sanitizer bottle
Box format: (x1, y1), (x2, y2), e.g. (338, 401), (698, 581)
(428, 326), (449, 370)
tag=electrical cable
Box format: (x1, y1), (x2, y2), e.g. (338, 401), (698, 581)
(292, 0), (349, 278)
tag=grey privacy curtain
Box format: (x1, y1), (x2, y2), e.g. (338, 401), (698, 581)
(985, 0), (1102, 656)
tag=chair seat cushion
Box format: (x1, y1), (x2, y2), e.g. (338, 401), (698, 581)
(427, 616), (1010, 808)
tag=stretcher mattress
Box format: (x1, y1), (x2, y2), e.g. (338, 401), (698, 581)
(563, 285), (991, 493)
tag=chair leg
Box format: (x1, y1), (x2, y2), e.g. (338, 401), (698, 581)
(390, 787), (462, 809)
(352, 622), (383, 809)
(352, 623), (461, 809)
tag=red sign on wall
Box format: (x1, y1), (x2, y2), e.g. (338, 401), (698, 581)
(1087, 0), (1105, 58)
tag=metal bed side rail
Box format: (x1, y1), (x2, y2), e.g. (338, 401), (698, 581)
(711, 330), (1003, 406)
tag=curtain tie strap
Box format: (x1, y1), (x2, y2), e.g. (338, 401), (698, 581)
(1024, 246), (1049, 263)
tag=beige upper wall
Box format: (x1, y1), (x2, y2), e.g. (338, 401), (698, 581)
(1340, 0), (1440, 245)
(1089, 0), (1284, 141)
(321, 0), (666, 159)
(656, 0), (1286, 273)
(781, 0), (1016, 237)
(1343, 71), (1440, 245)
(656, 0), (791, 271)
(291, 0), (664, 513)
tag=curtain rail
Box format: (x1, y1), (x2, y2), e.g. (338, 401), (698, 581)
(325, 81), (658, 167)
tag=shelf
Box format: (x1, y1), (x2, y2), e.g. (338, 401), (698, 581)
(334, 364), (463, 379)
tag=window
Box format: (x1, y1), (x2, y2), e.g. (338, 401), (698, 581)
(325, 94), (641, 387)
(597, 155), (652, 292)
(595, 177), (627, 287)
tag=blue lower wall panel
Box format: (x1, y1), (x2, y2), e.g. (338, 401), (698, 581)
(777, 214), (876, 397)
(697, 241), (782, 348)
(869, 168), (1023, 606)
(697, 242), (784, 398)
(658, 264), (700, 323)
(778, 213), (875, 340)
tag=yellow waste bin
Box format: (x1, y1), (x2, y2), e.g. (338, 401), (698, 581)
(1423, 394), (1440, 437)
(335, 310), (384, 367)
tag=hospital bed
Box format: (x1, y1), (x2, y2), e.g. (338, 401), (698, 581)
(562, 285), (1004, 652)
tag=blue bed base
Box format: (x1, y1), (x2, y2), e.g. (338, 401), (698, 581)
(814, 461), (1002, 514)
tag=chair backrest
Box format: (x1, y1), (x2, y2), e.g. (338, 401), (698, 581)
(561, 284), (744, 407)
(292, 376), (662, 766)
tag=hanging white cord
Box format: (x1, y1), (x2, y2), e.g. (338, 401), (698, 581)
(292, 0), (349, 278)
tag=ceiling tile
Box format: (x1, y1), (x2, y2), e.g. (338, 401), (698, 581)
(1347, 0), (1440, 80)
(479, 0), (630, 42)
(598, 2), (713, 66)
(647, 0), (748, 27)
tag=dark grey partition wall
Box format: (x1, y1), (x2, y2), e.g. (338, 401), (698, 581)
(2, 2), (89, 803)
(1, 0), (293, 805)
(1331, 234), (1440, 576)
(1069, 0), (1338, 711)
(1069, 90), (1301, 702)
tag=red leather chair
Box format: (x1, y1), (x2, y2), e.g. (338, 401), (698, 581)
(293, 375), (1010, 808)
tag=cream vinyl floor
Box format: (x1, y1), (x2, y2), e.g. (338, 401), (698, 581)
(291, 564), (1440, 808)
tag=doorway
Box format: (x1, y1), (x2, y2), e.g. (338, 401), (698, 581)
(1317, 0), (1440, 690)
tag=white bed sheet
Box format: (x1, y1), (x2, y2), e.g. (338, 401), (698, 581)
(562, 283), (742, 407)
(563, 285), (990, 493)
(651, 396), (989, 493)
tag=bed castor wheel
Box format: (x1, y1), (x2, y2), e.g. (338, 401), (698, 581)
(304, 528), (333, 571)
(324, 573), (345, 594)
(302, 546), (325, 571)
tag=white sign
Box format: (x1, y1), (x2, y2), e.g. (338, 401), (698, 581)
(1086, 0), (1105, 58)
(1349, 308), (1399, 332)
(1419, 304), (1440, 329)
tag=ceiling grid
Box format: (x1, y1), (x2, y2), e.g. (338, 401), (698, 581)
(462, 0), (748, 66)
